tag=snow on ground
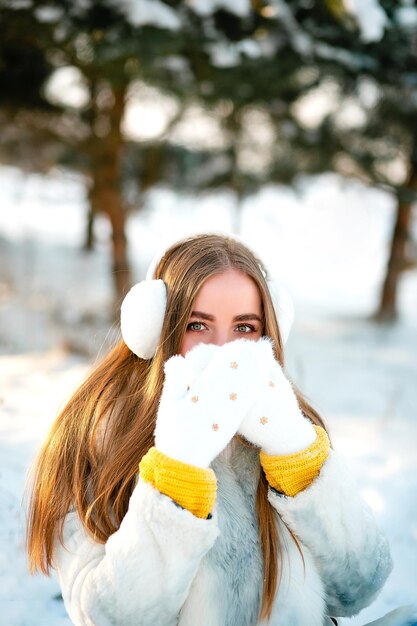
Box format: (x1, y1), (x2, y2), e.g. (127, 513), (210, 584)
(0, 165), (416, 624)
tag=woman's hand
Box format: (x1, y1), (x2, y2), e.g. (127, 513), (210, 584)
(154, 338), (273, 468)
(238, 348), (317, 456)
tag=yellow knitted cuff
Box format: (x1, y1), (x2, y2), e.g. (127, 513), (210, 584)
(139, 447), (217, 519)
(260, 425), (330, 497)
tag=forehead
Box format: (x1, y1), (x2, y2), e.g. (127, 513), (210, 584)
(192, 268), (262, 312)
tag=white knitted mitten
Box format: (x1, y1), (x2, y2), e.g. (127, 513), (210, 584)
(238, 347), (317, 456)
(154, 338), (273, 468)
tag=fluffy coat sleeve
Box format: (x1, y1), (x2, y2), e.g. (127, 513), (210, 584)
(268, 450), (393, 618)
(53, 478), (219, 626)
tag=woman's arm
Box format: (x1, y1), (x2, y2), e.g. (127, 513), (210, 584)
(237, 347), (392, 617)
(268, 450), (393, 618)
(54, 339), (271, 625)
(53, 478), (219, 626)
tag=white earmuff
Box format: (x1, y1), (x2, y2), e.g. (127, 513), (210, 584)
(120, 233), (294, 358)
(266, 279), (294, 347)
(120, 279), (167, 359)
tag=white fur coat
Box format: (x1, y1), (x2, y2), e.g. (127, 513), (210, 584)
(53, 441), (394, 626)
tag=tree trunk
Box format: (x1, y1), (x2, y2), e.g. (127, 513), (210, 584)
(225, 109), (243, 235)
(375, 147), (417, 321)
(105, 183), (131, 302)
(84, 189), (96, 251)
(89, 83), (131, 305)
(84, 209), (95, 251)
(83, 77), (98, 253)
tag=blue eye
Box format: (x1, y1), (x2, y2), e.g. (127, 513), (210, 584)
(236, 324), (256, 333)
(187, 322), (205, 332)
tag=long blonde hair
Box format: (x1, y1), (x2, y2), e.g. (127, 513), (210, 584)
(26, 233), (326, 622)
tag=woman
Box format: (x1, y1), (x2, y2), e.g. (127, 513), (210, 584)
(27, 233), (415, 626)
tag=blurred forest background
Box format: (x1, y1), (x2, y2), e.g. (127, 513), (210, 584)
(1, 0), (417, 320)
(1, 1), (417, 624)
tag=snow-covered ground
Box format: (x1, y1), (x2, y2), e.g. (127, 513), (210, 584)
(0, 165), (416, 625)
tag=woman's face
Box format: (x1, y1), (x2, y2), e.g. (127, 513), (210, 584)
(180, 268), (263, 356)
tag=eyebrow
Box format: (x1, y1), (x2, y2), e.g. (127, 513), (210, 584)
(190, 311), (262, 323)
